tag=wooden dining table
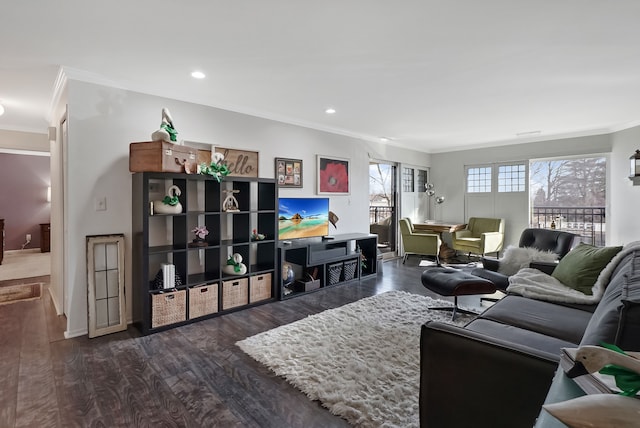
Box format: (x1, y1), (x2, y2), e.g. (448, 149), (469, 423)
(413, 221), (467, 234)
(413, 221), (467, 260)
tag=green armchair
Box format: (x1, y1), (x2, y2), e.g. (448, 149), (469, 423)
(399, 218), (442, 264)
(451, 217), (505, 257)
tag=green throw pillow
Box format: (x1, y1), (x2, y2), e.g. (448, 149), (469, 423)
(551, 243), (623, 295)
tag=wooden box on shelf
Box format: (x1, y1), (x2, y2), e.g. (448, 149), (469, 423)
(151, 290), (186, 328)
(129, 141), (197, 173)
(189, 283), (219, 319)
(222, 278), (249, 310)
(249, 273), (272, 303)
(295, 278), (321, 292)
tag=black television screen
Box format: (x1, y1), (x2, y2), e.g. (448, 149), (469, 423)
(278, 197), (329, 240)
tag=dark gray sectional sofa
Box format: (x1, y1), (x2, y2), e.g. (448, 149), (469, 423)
(419, 247), (640, 428)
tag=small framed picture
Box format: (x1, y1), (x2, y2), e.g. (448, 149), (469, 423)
(317, 155), (350, 195)
(275, 158), (303, 188)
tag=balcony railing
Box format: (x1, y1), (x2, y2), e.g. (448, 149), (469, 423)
(369, 206), (394, 224)
(532, 206), (606, 246)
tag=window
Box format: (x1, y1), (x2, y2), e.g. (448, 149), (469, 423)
(467, 167), (491, 193)
(416, 169), (427, 192)
(402, 167), (414, 192)
(498, 164), (526, 192)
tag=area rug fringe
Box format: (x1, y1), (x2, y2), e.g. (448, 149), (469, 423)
(236, 290), (473, 428)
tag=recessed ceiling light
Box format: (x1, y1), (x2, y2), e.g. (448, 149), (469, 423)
(191, 71), (206, 79)
(325, 108), (336, 114)
(380, 137), (389, 143)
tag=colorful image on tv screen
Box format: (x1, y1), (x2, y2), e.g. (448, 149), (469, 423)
(278, 198), (329, 240)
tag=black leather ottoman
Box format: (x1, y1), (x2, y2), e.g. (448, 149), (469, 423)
(421, 267), (496, 319)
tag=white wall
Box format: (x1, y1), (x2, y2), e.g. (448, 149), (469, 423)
(49, 85), (68, 317)
(63, 79), (430, 337)
(430, 134), (612, 248)
(609, 125), (640, 245)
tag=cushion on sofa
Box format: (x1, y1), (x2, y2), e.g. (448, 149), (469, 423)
(479, 295), (593, 344)
(579, 250), (640, 351)
(551, 243), (622, 295)
(465, 319), (577, 358)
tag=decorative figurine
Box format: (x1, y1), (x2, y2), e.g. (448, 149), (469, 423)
(567, 344), (640, 396)
(222, 253), (247, 275)
(151, 108), (178, 142)
(251, 229), (266, 241)
(199, 152), (231, 182)
(329, 211), (339, 228)
(189, 226), (209, 247)
(222, 189), (240, 212)
(153, 185), (182, 214)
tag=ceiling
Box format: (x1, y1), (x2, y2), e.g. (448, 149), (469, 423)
(2, 1), (640, 153)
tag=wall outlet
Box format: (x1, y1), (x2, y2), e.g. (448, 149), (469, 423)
(26, 234), (31, 242)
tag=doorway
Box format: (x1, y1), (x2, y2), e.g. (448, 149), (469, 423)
(369, 161), (398, 258)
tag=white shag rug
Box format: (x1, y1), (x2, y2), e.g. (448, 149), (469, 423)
(236, 290), (473, 427)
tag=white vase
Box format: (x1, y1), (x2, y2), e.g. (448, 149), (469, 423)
(153, 201), (182, 214)
(223, 263), (247, 275)
(153, 185), (182, 214)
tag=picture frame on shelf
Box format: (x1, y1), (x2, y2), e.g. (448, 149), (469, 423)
(275, 157), (303, 188)
(317, 155), (350, 195)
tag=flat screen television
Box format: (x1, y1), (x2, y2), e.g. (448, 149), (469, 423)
(278, 197), (330, 240)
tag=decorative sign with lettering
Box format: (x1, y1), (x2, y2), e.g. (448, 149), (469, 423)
(214, 147), (259, 177)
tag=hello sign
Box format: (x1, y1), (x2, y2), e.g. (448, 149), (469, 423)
(214, 147), (259, 178)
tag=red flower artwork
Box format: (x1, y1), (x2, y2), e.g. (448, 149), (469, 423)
(320, 159), (349, 193)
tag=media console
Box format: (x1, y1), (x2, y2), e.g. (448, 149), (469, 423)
(278, 233), (378, 299)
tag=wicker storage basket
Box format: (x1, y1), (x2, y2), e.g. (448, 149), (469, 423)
(151, 290), (186, 328)
(343, 259), (359, 281)
(222, 278), (249, 310)
(249, 273), (272, 303)
(327, 262), (343, 285)
(189, 283), (218, 319)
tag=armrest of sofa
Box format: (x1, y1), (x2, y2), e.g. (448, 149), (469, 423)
(453, 229), (472, 239)
(480, 232), (504, 254)
(481, 256), (500, 271)
(529, 260), (558, 275)
(420, 321), (559, 428)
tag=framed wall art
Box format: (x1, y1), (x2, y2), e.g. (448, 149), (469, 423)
(317, 155), (350, 195)
(275, 157), (303, 188)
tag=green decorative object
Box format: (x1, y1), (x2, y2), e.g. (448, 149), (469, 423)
(199, 152), (231, 182)
(162, 195), (179, 206)
(152, 185), (182, 214)
(599, 343), (640, 397)
(222, 253), (247, 275)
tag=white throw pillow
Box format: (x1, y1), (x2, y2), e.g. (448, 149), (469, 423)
(497, 245), (559, 276)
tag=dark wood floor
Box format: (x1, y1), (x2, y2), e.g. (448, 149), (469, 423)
(0, 258), (492, 428)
